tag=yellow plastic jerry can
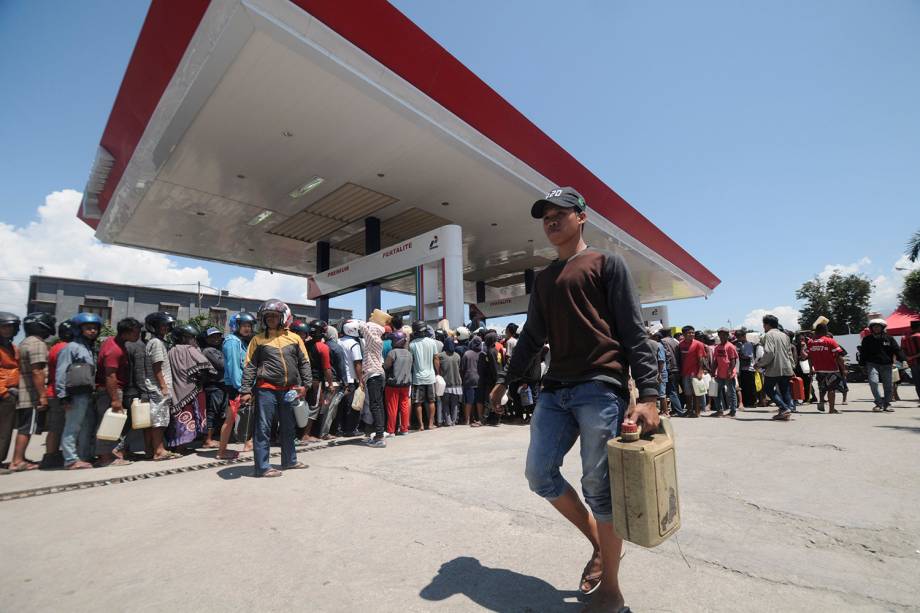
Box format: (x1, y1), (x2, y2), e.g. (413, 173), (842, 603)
(607, 417), (680, 547)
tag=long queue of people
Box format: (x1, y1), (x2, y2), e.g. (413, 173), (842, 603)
(649, 315), (920, 422)
(0, 301), (536, 477)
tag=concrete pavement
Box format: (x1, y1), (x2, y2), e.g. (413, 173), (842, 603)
(1, 382), (918, 612)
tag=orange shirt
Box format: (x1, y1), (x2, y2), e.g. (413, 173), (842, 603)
(0, 343), (20, 398)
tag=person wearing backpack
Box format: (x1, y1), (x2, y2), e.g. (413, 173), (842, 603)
(657, 327), (684, 416)
(55, 313), (103, 469)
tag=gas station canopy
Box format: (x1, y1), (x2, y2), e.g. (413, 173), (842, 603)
(81, 0), (719, 305)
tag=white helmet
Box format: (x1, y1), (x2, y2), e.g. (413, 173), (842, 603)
(868, 318), (887, 328)
(456, 326), (470, 341)
(343, 319), (365, 338)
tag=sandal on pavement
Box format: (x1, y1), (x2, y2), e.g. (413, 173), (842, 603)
(216, 451), (239, 460)
(153, 451), (182, 461)
(282, 462), (308, 470)
(579, 557), (603, 595)
(258, 468), (283, 478)
(9, 462), (39, 472)
(66, 461), (93, 470)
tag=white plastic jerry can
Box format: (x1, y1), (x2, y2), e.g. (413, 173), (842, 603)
(131, 398), (152, 430)
(293, 400), (310, 428)
(96, 408), (128, 441)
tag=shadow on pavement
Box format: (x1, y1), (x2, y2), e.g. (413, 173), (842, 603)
(874, 425), (920, 434)
(419, 556), (583, 612)
(216, 465), (257, 480)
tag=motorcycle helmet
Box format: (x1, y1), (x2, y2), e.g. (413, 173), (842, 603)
(57, 320), (75, 343)
(228, 311), (257, 334)
(170, 323), (199, 345)
(411, 320), (428, 338)
(343, 319), (365, 338)
(0, 312), (21, 337)
(290, 320), (309, 335)
(23, 312), (56, 338)
(144, 311), (176, 335)
(434, 328), (448, 343)
(257, 299), (293, 330)
(71, 312), (103, 330)
(390, 330), (407, 348)
(456, 326), (471, 341)
(309, 320), (328, 339)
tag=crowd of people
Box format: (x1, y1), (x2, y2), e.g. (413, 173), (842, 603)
(0, 302), (542, 476)
(1, 305), (918, 475)
(650, 316), (920, 421)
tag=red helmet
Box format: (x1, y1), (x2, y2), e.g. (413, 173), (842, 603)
(257, 299), (293, 329)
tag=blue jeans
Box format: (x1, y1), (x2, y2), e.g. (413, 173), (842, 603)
(61, 392), (95, 465)
(525, 381), (626, 523)
(665, 375), (684, 415)
(866, 363), (893, 407)
(764, 376), (793, 412)
(715, 378), (737, 415)
(253, 389), (297, 474)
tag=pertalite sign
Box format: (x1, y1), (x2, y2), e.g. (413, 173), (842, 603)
(307, 224), (465, 326)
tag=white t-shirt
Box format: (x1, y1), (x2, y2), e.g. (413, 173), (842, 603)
(338, 336), (363, 384)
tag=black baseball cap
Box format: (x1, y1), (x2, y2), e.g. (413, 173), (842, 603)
(531, 186), (587, 219)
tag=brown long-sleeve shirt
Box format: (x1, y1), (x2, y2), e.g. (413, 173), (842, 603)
(503, 247), (658, 399)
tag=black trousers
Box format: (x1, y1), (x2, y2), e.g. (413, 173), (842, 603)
(366, 376), (385, 438)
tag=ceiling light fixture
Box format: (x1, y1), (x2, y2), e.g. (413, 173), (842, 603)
(248, 210), (274, 226)
(288, 176), (324, 199)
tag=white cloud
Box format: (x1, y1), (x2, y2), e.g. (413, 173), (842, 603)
(0, 190), (212, 315)
(0, 189), (314, 317)
(743, 306), (801, 332)
(225, 269), (314, 307)
(817, 256), (871, 281)
(870, 255), (920, 314)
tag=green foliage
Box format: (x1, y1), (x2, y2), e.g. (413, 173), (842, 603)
(907, 229), (920, 263)
(796, 273), (872, 335)
(179, 314), (212, 333)
(900, 269), (920, 313)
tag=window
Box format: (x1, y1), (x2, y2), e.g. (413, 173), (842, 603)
(209, 308), (228, 330)
(158, 303), (180, 319)
(80, 304), (112, 326)
(28, 300), (56, 316)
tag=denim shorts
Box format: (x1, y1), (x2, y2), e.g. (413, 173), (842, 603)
(524, 380), (626, 523)
(462, 386), (480, 405)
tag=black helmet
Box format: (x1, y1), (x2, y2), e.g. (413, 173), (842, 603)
(145, 311), (176, 335)
(411, 320), (428, 337)
(434, 328), (448, 342)
(23, 312), (56, 338)
(57, 320), (75, 342)
(290, 319), (309, 335)
(0, 312), (21, 337)
(308, 320), (328, 339)
(170, 323), (199, 345)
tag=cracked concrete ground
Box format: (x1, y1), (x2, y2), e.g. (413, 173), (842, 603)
(1, 382), (918, 612)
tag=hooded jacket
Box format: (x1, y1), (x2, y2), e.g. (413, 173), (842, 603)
(241, 328), (311, 394)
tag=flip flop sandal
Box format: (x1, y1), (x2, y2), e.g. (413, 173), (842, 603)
(153, 452), (182, 461)
(282, 462), (308, 470)
(579, 559), (603, 594)
(101, 458), (133, 467)
(258, 468), (283, 478)
(9, 462), (39, 472)
(216, 451), (240, 460)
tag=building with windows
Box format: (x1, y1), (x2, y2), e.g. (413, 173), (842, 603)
(26, 275), (350, 330)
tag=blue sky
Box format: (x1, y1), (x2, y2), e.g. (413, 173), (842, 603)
(1, 0), (918, 330)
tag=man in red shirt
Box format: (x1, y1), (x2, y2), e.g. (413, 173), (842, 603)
(95, 318), (142, 466)
(710, 327), (739, 417)
(901, 320), (920, 405)
(807, 323), (847, 414)
(41, 321), (73, 468)
(679, 325), (707, 417)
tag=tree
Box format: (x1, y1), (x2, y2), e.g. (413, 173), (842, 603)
(907, 229), (920, 263)
(900, 269), (920, 313)
(796, 273), (872, 335)
(825, 273), (871, 334)
(795, 277), (831, 331)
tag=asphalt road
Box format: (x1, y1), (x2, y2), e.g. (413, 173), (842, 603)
(1, 383), (918, 612)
